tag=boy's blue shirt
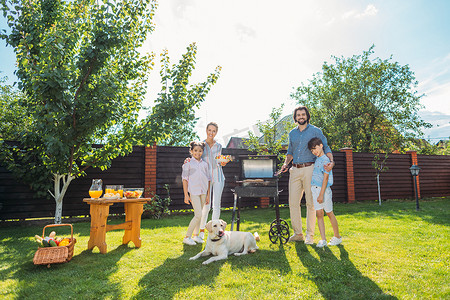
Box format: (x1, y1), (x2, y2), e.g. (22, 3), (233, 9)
(287, 124), (332, 164)
(311, 154), (333, 187)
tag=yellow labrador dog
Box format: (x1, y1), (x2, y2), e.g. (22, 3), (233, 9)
(189, 219), (259, 265)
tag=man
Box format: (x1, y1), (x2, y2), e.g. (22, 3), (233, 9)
(280, 106), (334, 244)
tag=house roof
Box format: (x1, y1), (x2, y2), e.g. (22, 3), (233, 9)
(257, 115), (296, 145)
(225, 137), (249, 149)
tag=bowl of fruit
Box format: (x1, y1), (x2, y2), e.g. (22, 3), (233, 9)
(123, 188), (144, 199)
(215, 155), (232, 164)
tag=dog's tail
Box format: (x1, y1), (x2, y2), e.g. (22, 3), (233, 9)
(253, 232), (260, 242)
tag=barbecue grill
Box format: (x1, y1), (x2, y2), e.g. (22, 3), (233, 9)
(231, 155), (290, 244)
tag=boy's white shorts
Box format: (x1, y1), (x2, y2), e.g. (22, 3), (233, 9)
(311, 185), (333, 213)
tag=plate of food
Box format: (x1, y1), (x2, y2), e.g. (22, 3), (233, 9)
(215, 155), (231, 164)
(102, 193), (120, 200)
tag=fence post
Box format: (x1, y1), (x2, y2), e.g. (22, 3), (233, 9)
(406, 150), (421, 198)
(340, 148), (356, 203)
(144, 144), (157, 198)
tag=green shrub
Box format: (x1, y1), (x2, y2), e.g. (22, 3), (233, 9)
(144, 184), (171, 219)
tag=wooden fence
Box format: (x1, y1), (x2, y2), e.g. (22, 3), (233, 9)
(0, 146), (449, 220)
(0, 146), (145, 220)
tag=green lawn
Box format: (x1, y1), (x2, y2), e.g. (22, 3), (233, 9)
(1, 198), (449, 299)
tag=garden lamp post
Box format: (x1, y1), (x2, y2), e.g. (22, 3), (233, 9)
(409, 165), (421, 211)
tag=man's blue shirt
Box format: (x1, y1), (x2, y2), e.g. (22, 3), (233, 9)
(287, 124), (331, 164)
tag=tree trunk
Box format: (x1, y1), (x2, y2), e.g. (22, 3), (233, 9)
(52, 173), (74, 224)
(377, 173), (381, 206)
(55, 200), (63, 224)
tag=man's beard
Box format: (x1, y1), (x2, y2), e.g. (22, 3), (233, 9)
(296, 118), (307, 125)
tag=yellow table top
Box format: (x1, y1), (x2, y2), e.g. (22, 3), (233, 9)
(83, 198), (150, 204)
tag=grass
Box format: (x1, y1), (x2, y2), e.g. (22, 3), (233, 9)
(0, 198), (449, 299)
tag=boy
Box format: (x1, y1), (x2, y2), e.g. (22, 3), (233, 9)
(307, 137), (342, 247)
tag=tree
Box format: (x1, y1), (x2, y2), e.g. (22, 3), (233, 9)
(0, 77), (53, 197)
(405, 138), (440, 155)
(147, 49), (216, 147)
(0, 0), (220, 223)
(134, 45), (221, 145)
(290, 45), (431, 153)
(244, 105), (292, 168)
(0, 77), (30, 140)
(371, 136), (393, 206)
(440, 139), (450, 155)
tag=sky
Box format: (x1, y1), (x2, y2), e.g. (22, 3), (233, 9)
(1, 0), (450, 146)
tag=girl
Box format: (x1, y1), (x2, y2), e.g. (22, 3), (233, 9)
(182, 141), (211, 245)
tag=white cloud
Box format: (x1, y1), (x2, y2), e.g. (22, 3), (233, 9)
(342, 10), (356, 19)
(420, 81), (450, 114)
(342, 4), (378, 19)
(416, 53), (450, 114)
(363, 4), (378, 17)
(419, 111), (450, 140)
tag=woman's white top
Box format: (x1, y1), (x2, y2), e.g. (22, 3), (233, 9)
(202, 140), (225, 183)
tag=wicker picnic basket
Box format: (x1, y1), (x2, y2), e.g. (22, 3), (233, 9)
(33, 223), (76, 267)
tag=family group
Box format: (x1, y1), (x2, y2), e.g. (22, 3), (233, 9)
(181, 106), (342, 248)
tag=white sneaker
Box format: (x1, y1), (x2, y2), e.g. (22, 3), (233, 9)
(198, 231), (205, 239)
(305, 236), (314, 245)
(328, 236), (342, 246)
(183, 237), (196, 246)
(316, 240), (327, 248)
(192, 236), (204, 244)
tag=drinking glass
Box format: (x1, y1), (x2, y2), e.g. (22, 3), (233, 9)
(105, 185), (117, 195)
(117, 185), (124, 198)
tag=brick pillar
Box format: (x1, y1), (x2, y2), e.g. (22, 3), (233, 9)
(407, 151), (421, 198)
(340, 148), (356, 203)
(144, 144), (157, 198)
(259, 197), (270, 208)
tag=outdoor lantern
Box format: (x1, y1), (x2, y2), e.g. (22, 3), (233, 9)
(409, 165), (420, 177)
(409, 165), (421, 211)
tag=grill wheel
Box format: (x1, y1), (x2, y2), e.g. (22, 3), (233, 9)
(268, 219), (290, 244)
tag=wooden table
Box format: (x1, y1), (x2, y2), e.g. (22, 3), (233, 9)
(83, 197), (149, 254)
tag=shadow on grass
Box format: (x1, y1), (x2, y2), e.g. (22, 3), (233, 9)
(134, 244), (291, 298)
(0, 230), (133, 299)
(229, 244), (292, 275)
(295, 243), (397, 299)
(229, 198), (450, 227)
(133, 245), (222, 299)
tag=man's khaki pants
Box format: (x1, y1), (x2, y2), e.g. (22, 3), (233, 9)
(288, 165), (315, 238)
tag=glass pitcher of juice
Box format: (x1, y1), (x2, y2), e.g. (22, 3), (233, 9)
(89, 179), (103, 198)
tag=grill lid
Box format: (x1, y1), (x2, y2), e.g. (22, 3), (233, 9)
(239, 155), (277, 179)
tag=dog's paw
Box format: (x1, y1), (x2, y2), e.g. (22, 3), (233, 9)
(189, 256), (196, 260)
(202, 261), (210, 265)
